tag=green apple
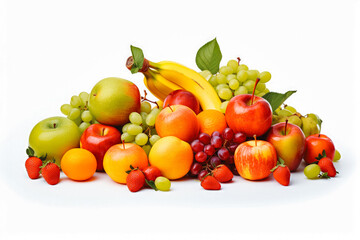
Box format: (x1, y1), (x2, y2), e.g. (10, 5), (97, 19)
(88, 77), (141, 126)
(29, 117), (81, 165)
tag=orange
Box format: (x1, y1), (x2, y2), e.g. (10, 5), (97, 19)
(61, 148), (97, 181)
(197, 109), (227, 135)
(103, 143), (148, 184)
(149, 136), (193, 180)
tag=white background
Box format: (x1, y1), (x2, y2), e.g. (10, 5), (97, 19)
(1, 0), (359, 239)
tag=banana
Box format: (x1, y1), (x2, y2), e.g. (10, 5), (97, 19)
(142, 69), (182, 101)
(148, 61), (222, 111)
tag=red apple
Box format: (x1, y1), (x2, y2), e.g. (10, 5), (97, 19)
(266, 121), (305, 171)
(234, 138), (277, 180)
(225, 80), (272, 137)
(304, 134), (335, 164)
(163, 90), (200, 114)
(80, 124), (122, 171)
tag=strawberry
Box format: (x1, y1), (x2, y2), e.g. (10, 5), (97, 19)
(318, 157), (337, 177)
(41, 160), (60, 185)
(212, 165), (233, 183)
(126, 169), (145, 192)
(271, 158), (290, 186)
(25, 147), (46, 179)
(143, 166), (162, 181)
(201, 175), (221, 190)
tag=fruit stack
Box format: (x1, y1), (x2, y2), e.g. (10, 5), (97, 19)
(25, 39), (341, 192)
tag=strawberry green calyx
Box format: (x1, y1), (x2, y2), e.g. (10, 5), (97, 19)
(270, 158), (286, 172)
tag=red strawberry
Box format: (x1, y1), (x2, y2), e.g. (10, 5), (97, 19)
(25, 146), (46, 179)
(201, 176), (221, 190)
(318, 157), (337, 177)
(41, 161), (60, 185)
(126, 169), (145, 192)
(271, 158), (290, 186)
(212, 165), (233, 183)
(143, 166), (162, 181)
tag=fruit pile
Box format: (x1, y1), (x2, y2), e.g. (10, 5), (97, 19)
(25, 39), (341, 192)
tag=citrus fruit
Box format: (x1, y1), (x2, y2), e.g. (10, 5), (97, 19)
(149, 136), (193, 180)
(197, 109), (227, 135)
(61, 148), (97, 181)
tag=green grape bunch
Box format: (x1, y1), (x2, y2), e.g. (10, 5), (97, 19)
(121, 101), (162, 155)
(60, 92), (98, 133)
(200, 58), (272, 113)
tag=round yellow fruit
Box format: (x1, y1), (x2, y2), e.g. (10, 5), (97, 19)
(149, 136), (193, 180)
(61, 148), (97, 181)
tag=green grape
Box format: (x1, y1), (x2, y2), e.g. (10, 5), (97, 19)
(237, 70), (248, 82)
(142, 145), (152, 156)
(150, 108), (161, 116)
(215, 83), (230, 92)
(208, 75), (218, 87)
(247, 70), (260, 81)
(216, 73), (227, 84)
(333, 149), (341, 162)
(81, 110), (93, 123)
(257, 82), (266, 92)
(263, 88), (270, 94)
(122, 123), (132, 133)
(280, 115), (302, 128)
(135, 133), (148, 146)
(70, 95), (82, 108)
(237, 64), (249, 72)
(70, 115), (82, 126)
(79, 92), (89, 106)
(272, 115), (281, 125)
(68, 108), (81, 120)
(304, 164), (321, 179)
(254, 90), (261, 95)
(277, 109), (292, 117)
(285, 105), (297, 114)
(258, 92), (266, 97)
(149, 135), (161, 146)
(234, 86), (248, 95)
(307, 113), (320, 124)
(219, 66), (233, 75)
(199, 70), (212, 80)
(140, 102), (152, 114)
(155, 176), (171, 191)
(60, 104), (72, 115)
(226, 74), (236, 82)
(79, 122), (91, 133)
(259, 71), (271, 83)
(129, 112), (142, 125)
(227, 60), (238, 73)
(220, 101), (229, 113)
(218, 88), (233, 100)
(127, 124), (143, 135)
(301, 117), (319, 137)
(146, 113), (157, 126)
(229, 79), (240, 90)
(274, 107), (281, 115)
(243, 80), (256, 91)
(92, 119), (100, 124)
(121, 132), (135, 143)
(141, 112), (148, 130)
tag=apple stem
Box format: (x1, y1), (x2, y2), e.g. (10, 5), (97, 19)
(250, 78), (261, 105)
(284, 119), (288, 136)
(122, 140), (125, 149)
(168, 104), (173, 112)
(237, 57), (241, 65)
(253, 135), (257, 146)
(53, 123), (56, 128)
(101, 127), (105, 136)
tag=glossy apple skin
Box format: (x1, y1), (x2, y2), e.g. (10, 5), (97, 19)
(163, 90), (200, 114)
(103, 143), (149, 184)
(225, 94), (272, 137)
(88, 77), (141, 126)
(80, 124), (122, 171)
(266, 123), (305, 171)
(304, 134), (335, 164)
(29, 117), (81, 166)
(234, 140), (277, 180)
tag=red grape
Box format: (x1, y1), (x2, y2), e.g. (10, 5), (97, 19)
(228, 155), (234, 164)
(212, 131), (221, 138)
(195, 151), (207, 163)
(234, 132), (246, 144)
(211, 136), (223, 148)
(191, 139), (204, 153)
(228, 142), (239, 154)
(198, 133), (211, 145)
(198, 170), (208, 181)
(190, 162), (203, 175)
(222, 128), (234, 141)
(204, 144), (215, 156)
(217, 147), (230, 160)
(209, 156), (221, 167)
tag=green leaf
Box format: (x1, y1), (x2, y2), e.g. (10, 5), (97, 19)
(145, 179), (158, 191)
(26, 147), (34, 157)
(130, 45), (144, 74)
(195, 38), (222, 74)
(262, 90), (297, 112)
